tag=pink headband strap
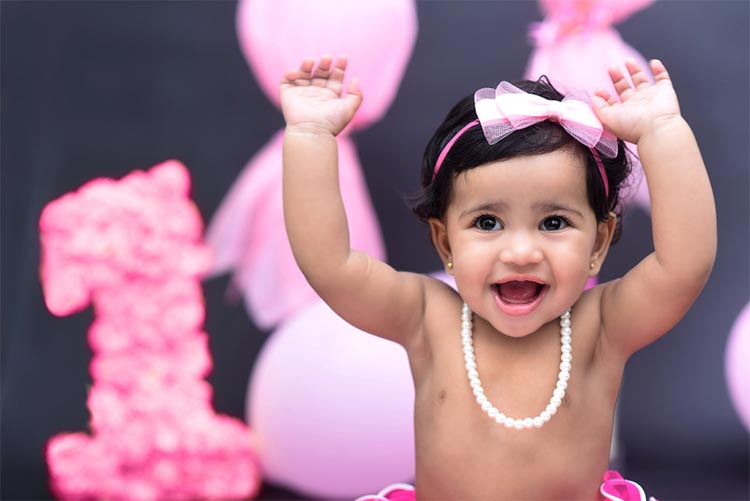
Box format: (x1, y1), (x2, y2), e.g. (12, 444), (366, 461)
(433, 119), (479, 177)
(432, 82), (617, 198)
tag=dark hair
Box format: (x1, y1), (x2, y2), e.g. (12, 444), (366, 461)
(411, 76), (632, 243)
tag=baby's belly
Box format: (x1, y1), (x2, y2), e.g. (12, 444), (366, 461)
(413, 410), (611, 500)
(416, 461), (603, 500)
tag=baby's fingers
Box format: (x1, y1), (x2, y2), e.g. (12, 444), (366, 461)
(594, 88), (618, 106)
(624, 58), (651, 89)
(608, 65), (635, 101)
(311, 55), (334, 87)
(329, 56), (348, 85)
(280, 57), (316, 87)
(324, 56), (349, 95)
(650, 59), (672, 84)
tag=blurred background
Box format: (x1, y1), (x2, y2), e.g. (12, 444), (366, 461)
(2, 1), (748, 500)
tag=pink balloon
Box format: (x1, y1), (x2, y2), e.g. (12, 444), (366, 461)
(525, 0), (655, 213)
(537, 0), (655, 27)
(247, 300), (415, 498)
(725, 303), (750, 431)
(236, 0), (417, 132)
(206, 133), (385, 329)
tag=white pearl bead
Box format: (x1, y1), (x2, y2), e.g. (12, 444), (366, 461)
(470, 378), (481, 389)
(550, 396), (562, 406)
(467, 369), (478, 378)
(462, 321), (472, 330)
(476, 394), (487, 404)
(553, 388), (565, 399)
(541, 411), (551, 421)
(514, 419), (524, 429)
(495, 414), (507, 424)
(562, 335), (572, 345)
(561, 318), (570, 327)
(562, 344), (572, 353)
(523, 418), (533, 428)
(473, 387), (484, 397)
(561, 326), (572, 336)
(481, 401), (492, 411)
(546, 404), (557, 415)
(465, 353), (475, 362)
(465, 361), (476, 370)
(533, 417), (544, 428)
(559, 370), (570, 381)
(556, 380), (568, 390)
(562, 352), (572, 362)
(462, 338), (473, 346)
(488, 407), (499, 418)
(504, 419), (514, 428)
(560, 361), (571, 371)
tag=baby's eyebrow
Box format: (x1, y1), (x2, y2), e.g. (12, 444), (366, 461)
(460, 201), (508, 218)
(533, 202), (584, 218)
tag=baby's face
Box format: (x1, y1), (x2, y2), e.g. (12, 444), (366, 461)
(432, 148), (609, 337)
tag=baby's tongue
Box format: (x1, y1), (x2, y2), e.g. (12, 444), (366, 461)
(498, 281), (540, 304)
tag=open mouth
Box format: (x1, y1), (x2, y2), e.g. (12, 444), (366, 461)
(492, 280), (548, 316)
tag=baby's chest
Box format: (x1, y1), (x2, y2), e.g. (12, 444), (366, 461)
(414, 333), (614, 457)
(414, 373), (611, 499)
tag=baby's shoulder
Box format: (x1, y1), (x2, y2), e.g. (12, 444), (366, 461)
(574, 285), (605, 325)
(573, 284), (629, 373)
(421, 274), (464, 323)
(405, 274), (462, 360)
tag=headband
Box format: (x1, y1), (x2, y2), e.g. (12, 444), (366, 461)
(432, 82), (618, 198)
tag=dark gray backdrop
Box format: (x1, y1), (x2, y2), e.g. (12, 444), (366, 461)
(2, 1), (748, 500)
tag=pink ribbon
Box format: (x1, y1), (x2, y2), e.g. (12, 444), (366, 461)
(474, 81), (617, 158)
(433, 82), (617, 198)
(599, 470), (658, 501)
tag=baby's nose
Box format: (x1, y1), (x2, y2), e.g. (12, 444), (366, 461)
(499, 233), (543, 265)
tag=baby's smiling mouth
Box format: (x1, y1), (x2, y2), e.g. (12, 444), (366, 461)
(493, 280), (547, 304)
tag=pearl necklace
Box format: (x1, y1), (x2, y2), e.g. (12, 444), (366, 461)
(461, 302), (572, 429)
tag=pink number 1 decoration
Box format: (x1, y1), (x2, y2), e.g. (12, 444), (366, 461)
(39, 160), (260, 501)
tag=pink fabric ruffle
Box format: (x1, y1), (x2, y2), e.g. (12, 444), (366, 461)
(354, 483), (415, 501)
(355, 471), (658, 501)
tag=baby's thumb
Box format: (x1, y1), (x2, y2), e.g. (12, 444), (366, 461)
(345, 77), (364, 110)
(591, 95), (616, 128)
(591, 94), (608, 110)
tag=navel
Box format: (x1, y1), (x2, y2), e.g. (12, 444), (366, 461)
(437, 389), (447, 403)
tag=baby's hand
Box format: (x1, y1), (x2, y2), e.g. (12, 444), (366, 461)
(280, 55), (362, 136)
(593, 59), (681, 144)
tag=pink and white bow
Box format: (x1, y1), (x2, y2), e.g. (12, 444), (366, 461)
(475, 81), (617, 158)
(433, 82), (618, 198)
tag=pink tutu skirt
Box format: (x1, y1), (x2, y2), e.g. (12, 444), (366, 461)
(355, 470), (657, 501)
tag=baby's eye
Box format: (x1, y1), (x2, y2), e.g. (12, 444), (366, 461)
(540, 216), (569, 231)
(474, 215), (503, 231)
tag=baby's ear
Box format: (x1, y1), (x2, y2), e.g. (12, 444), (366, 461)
(429, 218), (452, 271)
(589, 213), (617, 276)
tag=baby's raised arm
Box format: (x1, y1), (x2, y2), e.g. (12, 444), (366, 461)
(593, 59), (717, 357)
(281, 56), (427, 346)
